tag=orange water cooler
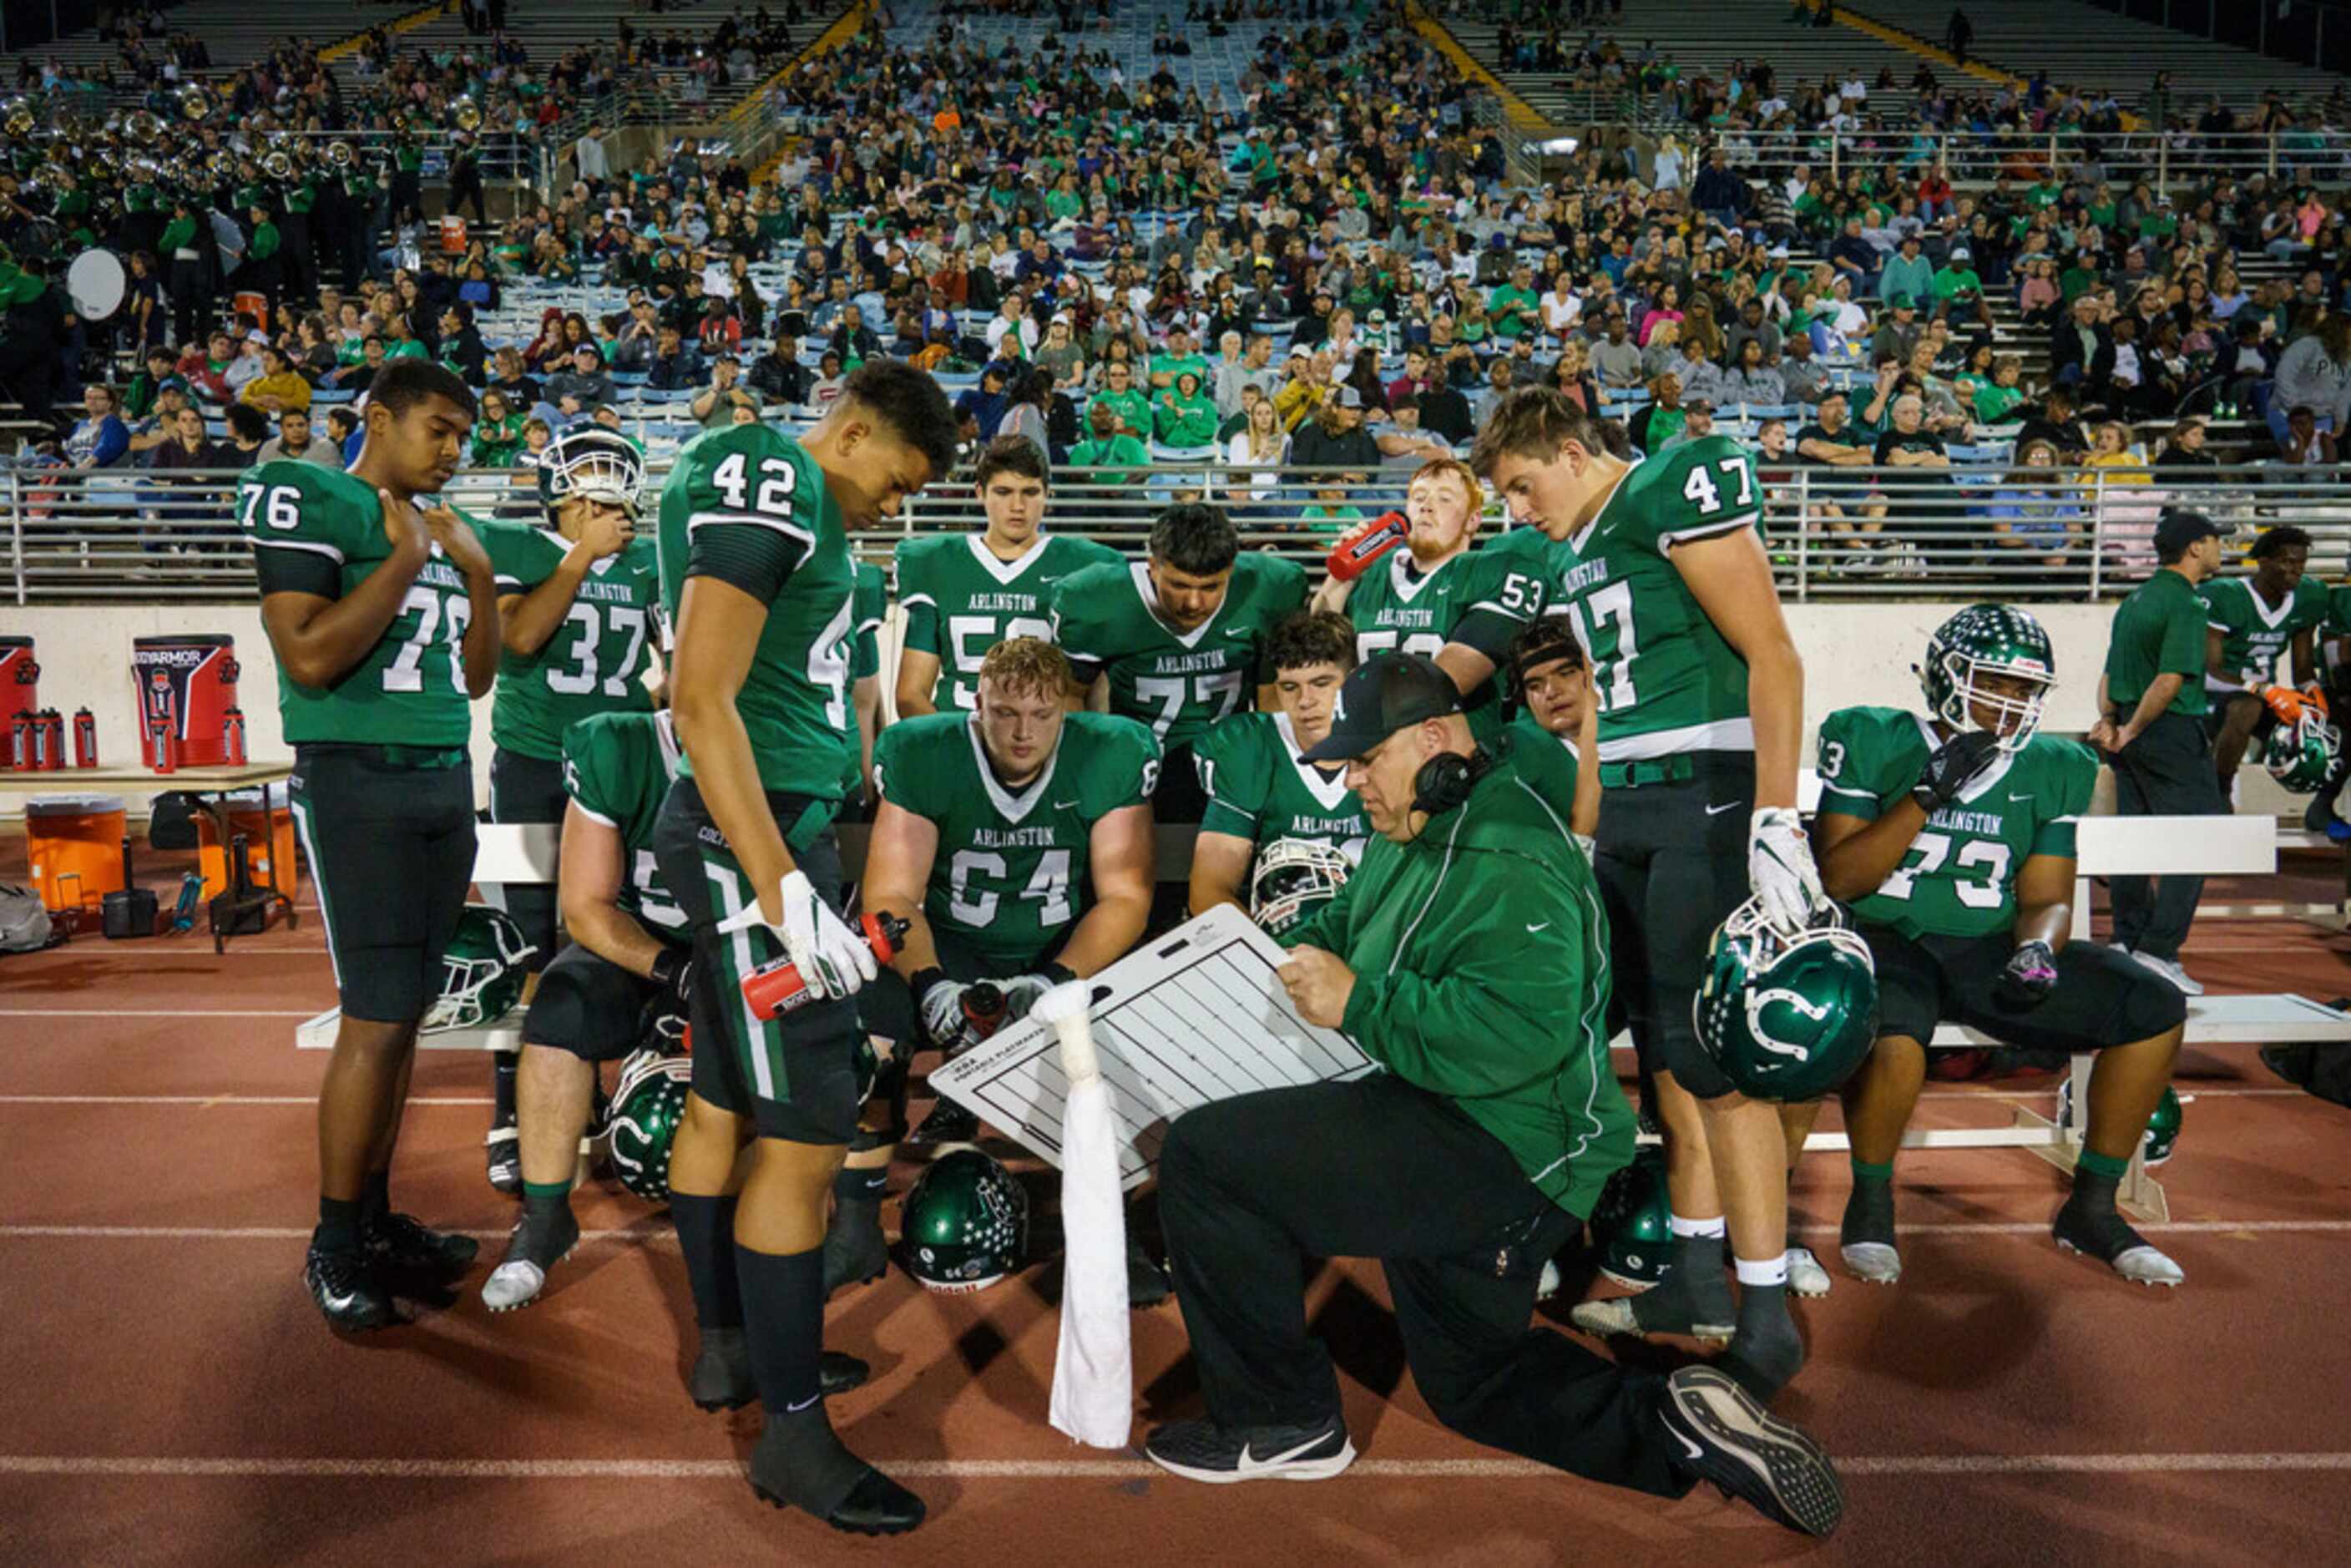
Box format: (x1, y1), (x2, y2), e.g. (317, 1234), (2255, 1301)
(198, 784), (298, 902)
(24, 794), (129, 914)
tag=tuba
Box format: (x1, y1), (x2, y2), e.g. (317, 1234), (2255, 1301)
(176, 83), (213, 121)
(450, 96), (483, 132)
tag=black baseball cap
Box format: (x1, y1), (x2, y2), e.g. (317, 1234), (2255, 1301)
(1298, 653), (1463, 763)
(2154, 508), (2232, 556)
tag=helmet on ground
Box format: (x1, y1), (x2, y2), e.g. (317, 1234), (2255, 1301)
(1917, 603), (2056, 753)
(537, 425), (648, 520)
(2264, 713), (2340, 794)
(1249, 837), (1356, 937)
(2056, 1080), (2182, 1166)
(421, 905), (536, 1032)
(898, 1147), (1028, 1293)
(1589, 1145), (1672, 1291)
(605, 1048), (692, 1202)
(1693, 898), (1880, 1101)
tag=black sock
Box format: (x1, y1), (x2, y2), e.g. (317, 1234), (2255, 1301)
(315, 1196), (362, 1253)
(492, 1051), (518, 1122)
(834, 1164), (887, 1204)
(1723, 1278), (1803, 1401)
(360, 1169), (390, 1227)
(736, 1242), (827, 1413)
(672, 1193), (742, 1329)
(2065, 1165), (2121, 1218)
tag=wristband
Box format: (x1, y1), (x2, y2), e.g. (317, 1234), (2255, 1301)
(1043, 962), (1078, 987)
(649, 946), (686, 991)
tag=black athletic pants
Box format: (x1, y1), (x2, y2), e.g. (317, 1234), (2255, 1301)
(2106, 711), (2224, 963)
(1158, 1075), (1690, 1500)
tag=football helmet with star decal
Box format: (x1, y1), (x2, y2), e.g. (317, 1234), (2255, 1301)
(897, 1147), (1029, 1293)
(1917, 603), (2057, 754)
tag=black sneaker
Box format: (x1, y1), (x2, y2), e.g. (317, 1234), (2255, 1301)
(822, 1203), (890, 1297)
(688, 1328), (870, 1409)
(363, 1211), (481, 1280)
(1658, 1366), (1843, 1537)
(485, 1121), (521, 1196)
(906, 1097), (978, 1146)
(305, 1244), (398, 1333)
(481, 1204), (580, 1313)
(1141, 1413), (1356, 1484)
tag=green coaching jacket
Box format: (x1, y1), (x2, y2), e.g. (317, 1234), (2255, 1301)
(1282, 746), (1636, 1220)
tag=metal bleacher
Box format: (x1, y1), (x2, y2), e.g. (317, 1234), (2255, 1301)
(887, 0), (1277, 100)
(0, 0), (368, 89)
(1844, 0), (2348, 113)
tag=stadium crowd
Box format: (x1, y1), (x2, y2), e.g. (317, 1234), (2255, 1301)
(4, 0), (2349, 579)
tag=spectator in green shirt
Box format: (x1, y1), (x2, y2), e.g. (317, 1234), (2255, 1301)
(470, 389), (527, 467)
(1150, 325), (1211, 392)
(1094, 357), (1155, 438)
(1879, 235), (1934, 310)
(1154, 370), (1221, 448)
(1932, 245), (1982, 300)
(1487, 263), (1540, 339)
(1069, 401), (1152, 483)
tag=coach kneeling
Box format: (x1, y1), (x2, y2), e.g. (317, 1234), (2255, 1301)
(1144, 654), (1844, 1538)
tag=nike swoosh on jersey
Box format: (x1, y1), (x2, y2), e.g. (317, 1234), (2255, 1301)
(1526, 922), (1550, 933)
(2008, 792), (2033, 802)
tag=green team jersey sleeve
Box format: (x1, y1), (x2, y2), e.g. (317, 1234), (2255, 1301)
(1194, 711), (1271, 840)
(1451, 547), (1545, 660)
(852, 559), (887, 681)
(1072, 711), (1162, 816)
(1813, 706), (1915, 822)
(1246, 554), (1312, 681)
(893, 536), (944, 657)
(561, 711), (690, 936)
(1641, 434), (1763, 549)
(2028, 738), (2098, 860)
(242, 460), (475, 747)
(1047, 560), (1126, 685)
(668, 425), (821, 602)
(871, 717), (946, 821)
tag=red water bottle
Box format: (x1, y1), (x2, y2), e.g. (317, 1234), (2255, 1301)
(148, 716), (179, 775)
(960, 980), (1009, 1039)
(4, 711), (24, 770)
(72, 708), (96, 768)
(739, 912), (908, 1018)
(42, 710), (66, 771)
(28, 710), (55, 770)
(222, 706), (247, 766)
(1324, 510), (1408, 581)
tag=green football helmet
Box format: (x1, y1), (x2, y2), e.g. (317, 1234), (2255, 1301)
(2264, 713), (2341, 794)
(421, 905), (537, 1033)
(1589, 1145), (1673, 1290)
(1693, 897), (1880, 1101)
(605, 1048), (692, 1203)
(1917, 603), (2056, 753)
(2057, 1080), (2182, 1166)
(1249, 837), (1356, 937)
(897, 1147), (1028, 1293)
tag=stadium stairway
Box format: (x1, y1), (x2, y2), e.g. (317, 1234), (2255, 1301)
(1840, 0), (2346, 114)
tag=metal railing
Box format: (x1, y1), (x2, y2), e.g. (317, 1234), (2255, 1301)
(8, 461), (2345, 605)
(1700, 126), (2351, 196)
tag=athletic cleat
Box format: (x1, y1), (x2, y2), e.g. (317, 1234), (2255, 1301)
(305, 1244), (398, 1333)
(1840, 1242), (1904, 1285)
(481, 1206), (581, 1313)
(906, 1097), (978, 1146)
(2052, 1207), (2185, 1287)
(1142, 1414), (1357, 1484)
(485, 1122), (521, 1196)
(1660, 1365), (1844, 1537)
(1127, 1235), (1174, 1308)
(1568, 1294), (1734, 1343)
(688, 1329), (870, 1409)
(1784, 1247), (1831, 1298)
(749, 1432), (925, 1535)
(1536, 1258), (1562, 1301)
(363, 1211), (479, 1279)
(822, 1202), (890, 1298)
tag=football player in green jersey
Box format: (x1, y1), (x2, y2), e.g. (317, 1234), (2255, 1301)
(1190, 609), (1368, 925)
(1475, 387), (1823, 1400)
(847, 554), (887, 806)
(1500, 616), (1601, 843)
(481, 709), (691, 1313)
(893, 435), (1121, 716)
(1814, 605), (2189, 1288)
(860, 638), (1160, 1278)
(649, 362), (956, 1535)
(1051, 502), (1309, 825)
(2200, 526), (2328, 793)
(476, 427), (659, 1195)
(245, 361), (498, 1333)
(1312, 458), (1545, 736)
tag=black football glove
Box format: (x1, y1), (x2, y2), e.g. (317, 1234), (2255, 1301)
(1994, 939), (2059, 1012)
(641, 946), (695, 1045)
(1910, 727), (2004, 814)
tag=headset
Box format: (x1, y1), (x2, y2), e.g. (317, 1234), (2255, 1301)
(1411, 746), (1493, 817)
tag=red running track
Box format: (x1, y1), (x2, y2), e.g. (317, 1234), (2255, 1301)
(1, 852), (2348, 1564)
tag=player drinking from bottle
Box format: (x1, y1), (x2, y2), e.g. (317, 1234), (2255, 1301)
(857, 638), (1160, 1283)
(650, 362), (957, 1535)
(1474, 387), (1826, 1401)
(243, 360), (498, 1333)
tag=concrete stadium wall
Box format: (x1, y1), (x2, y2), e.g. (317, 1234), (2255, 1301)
(1, 599), (2298, 818)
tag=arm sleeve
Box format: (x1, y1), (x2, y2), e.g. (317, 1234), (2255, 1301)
(1337, 868), (1590, 1097)
(1814, 709), (1885, 821)
(852, 567), (885, 680)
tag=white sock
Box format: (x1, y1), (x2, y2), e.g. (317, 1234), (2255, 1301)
(1668, 1213), (1727, 1239)
(1735, 1253), (1792, 1287)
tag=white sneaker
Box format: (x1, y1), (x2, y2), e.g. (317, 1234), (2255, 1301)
(2126, 949), (2204, 996)
(1785, 1246), (1831, 1297)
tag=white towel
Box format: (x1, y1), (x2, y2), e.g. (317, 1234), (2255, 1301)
(1048, 1071), (1133, 1448)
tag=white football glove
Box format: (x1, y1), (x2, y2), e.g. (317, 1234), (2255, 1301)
(920, 979), (982, 1053)
(1748, 807), (1827, 934)
(720, 869), (876, 1001)
(996, 973), (1057, 1022)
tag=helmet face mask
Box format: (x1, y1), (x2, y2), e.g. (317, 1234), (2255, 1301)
(538, 427), (647, 523)
(421, 906), (537, 1032)
(1919, 604), (2056, 754)
(2264, 713), (2341, 793)
(604, 1048), (692, 1202)
(1248, 837), (1357, 937)
(1693, 897), (1880, 1101)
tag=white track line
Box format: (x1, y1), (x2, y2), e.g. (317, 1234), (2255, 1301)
(0, 1009), (316, 1019)
(6, 1221), (2350, 1244)
(0, 1095), (493, 1106)
(0, 1454), (2345, 1481)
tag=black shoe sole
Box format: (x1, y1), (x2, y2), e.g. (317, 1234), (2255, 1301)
(1662, 1367), (1843, 1537)
(750, 1485), (925, 1535)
